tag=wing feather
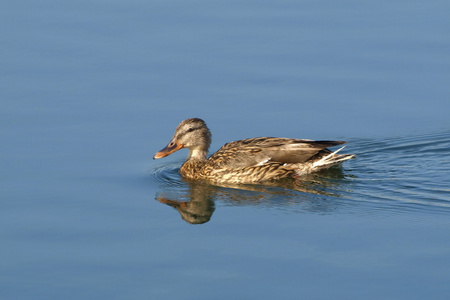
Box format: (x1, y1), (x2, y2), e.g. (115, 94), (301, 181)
(208, 137), (346, 168)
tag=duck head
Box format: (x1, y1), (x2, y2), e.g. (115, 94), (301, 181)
(153, 118), (212, 160)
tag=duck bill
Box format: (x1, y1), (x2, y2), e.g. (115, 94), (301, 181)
(153, 140), (184, 159)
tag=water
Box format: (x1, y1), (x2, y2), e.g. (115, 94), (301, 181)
(1, 1), (450, 299)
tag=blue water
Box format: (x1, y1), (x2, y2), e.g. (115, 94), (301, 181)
(2, 1), (450, 299)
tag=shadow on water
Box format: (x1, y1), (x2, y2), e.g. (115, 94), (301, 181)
(149, 131), (450, 224)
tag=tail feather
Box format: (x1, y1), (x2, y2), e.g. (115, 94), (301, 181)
(312, 146), (355, 169)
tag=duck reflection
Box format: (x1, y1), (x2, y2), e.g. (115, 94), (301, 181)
(155, 167), (352, 224)
(156, 182), (216, 224)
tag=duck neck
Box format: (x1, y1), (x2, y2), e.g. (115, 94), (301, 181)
(187, 147), (208, 161)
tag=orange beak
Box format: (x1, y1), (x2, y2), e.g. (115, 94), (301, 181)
(153, 139), (184, 159)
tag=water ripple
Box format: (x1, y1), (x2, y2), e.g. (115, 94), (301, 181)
(346, 131), (450, 215)
(148, 161), (183, 187)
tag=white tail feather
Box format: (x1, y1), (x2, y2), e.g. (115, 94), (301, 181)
(312, 146), (353, 168)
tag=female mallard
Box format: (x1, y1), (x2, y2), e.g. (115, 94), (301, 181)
(153, 118), (355, 184)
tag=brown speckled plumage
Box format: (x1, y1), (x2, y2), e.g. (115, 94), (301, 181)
(154, 118), (355, 184)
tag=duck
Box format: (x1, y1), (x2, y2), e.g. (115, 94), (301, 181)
(153, 118), (355, 184)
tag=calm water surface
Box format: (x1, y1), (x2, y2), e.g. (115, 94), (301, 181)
(1, 1), (450, 299)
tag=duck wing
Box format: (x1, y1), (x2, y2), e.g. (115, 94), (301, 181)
(208, 137), (346, 169)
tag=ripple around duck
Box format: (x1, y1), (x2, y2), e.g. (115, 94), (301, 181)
(147, 161), (184, 187)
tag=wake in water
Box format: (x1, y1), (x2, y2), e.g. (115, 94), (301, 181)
(346, 131), (450, 214)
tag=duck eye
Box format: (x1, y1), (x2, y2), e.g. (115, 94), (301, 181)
(187, 127), (195, 133)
